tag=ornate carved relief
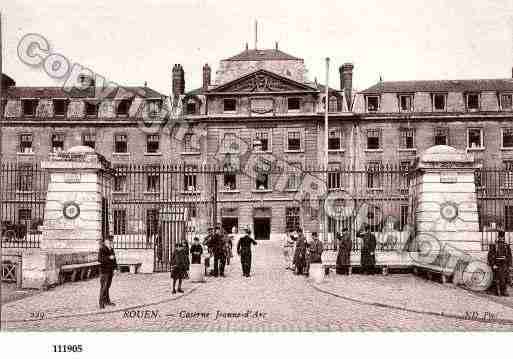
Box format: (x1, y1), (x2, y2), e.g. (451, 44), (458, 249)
(226, 74), (298, 92)
(36, 99), (53, 118)
(68, 100), (85, 119)
(5, 100), (21, 118)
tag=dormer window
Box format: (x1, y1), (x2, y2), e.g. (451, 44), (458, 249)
(186, 102), (197, 115)
(433, 93), (446, 111)
(85, 101), (99, 117)
(466, 93), (480, 111)
(366, 96), (380, 112)
(117, 99), (131, 116)
(53, 99), (69, 117)
(501, 94), (513, 111)
(287, 97), (301, 111)
(147, 99), (162, 117)
(22, 99), (38, 117)
(399, 95), (413, 112)
(223, 99), (236, 112)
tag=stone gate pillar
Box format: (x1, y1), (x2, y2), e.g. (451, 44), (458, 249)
(411, 145), (492, 289)
(22, 146), (112, 288)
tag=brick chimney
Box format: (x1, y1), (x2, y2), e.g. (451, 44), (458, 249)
(172, 64), (185, 97)
(339, 63), (354, 110)
(202, 63), (211, 90)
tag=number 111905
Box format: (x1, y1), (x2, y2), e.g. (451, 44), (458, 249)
(52, 345), (83, 353)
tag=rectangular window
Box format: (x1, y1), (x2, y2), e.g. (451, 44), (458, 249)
(466, 93), (480, 111)
(82, 133), (96, 149)
(51, 133), (64, 153)
(433, 93), (446, 111)
(399, 95), (413, 112)
(505, 206), (513, 232)
(186, 102), (196, 115)
(255, 159), (271, 190)
(183, 133), (196, 153)
(19, 134), (33, 153)
(366, 96), (379, 112)
(85, 101), (99, 116)
(16, 164), (33, 191)
(399, 128), (415, 149)
(434, 127), (449, 146)
(146, 209), (159, 236)
(366, 161), (382, 189)
(503, 128), (513, 148)
(114, 134), (128, 153)
(146, 166), (160, 192)
(328, 129), (342, 150)
(223, 99), (236, 112)
(286, 163), (301, 191)
(146, 134), (160, 153)
(400, 205), (409, 231)
(285, 207), (301, 232)
(18, 209), (32, 230)
(117, 99), (131, 116)
(503, 161), (513, 189)
(223, 173), (237, 190)
(53, 99), (69, 116)
(287, 98), (301, 111)
(147, 100), (162, 117)
(184, 165), (198, 191)
(22, 99), (38, 117)
(287, 131), (301, 151)
(113, 209), (127, 235)
(328, 96), (338, 113)
(467, 128), (483, 149)
(501, 94), (513, 111)
(222, 133), (238, 153)
(400, 161), (410, 190)
(255, 130), (270, 152)
(366, 129), (381, 150)
(113, 166), (127, 192)
(328, 164), (342, 190)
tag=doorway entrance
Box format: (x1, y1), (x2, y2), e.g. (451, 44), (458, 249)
(253, 218), (271, 240)
(222, 217), (238, 234)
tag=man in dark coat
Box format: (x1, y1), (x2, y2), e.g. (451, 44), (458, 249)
(171, 239), (188, 294)
(237, 227), (257, 277)
(360, 224), (376, 275)
(488, 230), (512, 296)
(203, 227), (214, 276)
(212, 226), (226, 277)
(190, 237), (203, 264)
(293, 228), (307, 275)
(98, 235), (117, 309)
(336, 227), (352, 275)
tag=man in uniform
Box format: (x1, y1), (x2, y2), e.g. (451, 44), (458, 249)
(212, 225), (226, 277)
(488, 230), (512, 296)
(98, 235), (117, 309)
(237, 227), (257, 277)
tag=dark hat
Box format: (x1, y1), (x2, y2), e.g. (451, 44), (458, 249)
(498, 230), (506, 239)
(311, 232), (318, 237)
(342, 227), (349, 232)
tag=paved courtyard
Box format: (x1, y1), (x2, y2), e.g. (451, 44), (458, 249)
(2, 241), (513, 331)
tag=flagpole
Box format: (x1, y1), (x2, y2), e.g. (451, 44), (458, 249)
(0, 11), (3, 162)
(323, 57), (329, 240)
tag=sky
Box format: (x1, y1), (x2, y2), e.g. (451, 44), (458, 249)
(2, 0), (513, 95)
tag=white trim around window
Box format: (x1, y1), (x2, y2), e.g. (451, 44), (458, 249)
(467, 127), (485, 150)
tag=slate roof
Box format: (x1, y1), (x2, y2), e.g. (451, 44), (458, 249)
(362, 79), (513, 94)
(224, 48), (301, 61)
(3, 86), (165, 99)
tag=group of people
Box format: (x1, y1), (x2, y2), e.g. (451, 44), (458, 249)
(283, 228), (324, 275)
(283, 223), (378, 276)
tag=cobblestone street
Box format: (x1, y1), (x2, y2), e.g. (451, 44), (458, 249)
(2, 241), (513, 331)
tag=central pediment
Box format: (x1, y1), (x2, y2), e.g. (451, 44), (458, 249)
(209, 69), (318, 93)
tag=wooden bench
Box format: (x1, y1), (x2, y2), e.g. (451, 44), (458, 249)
(60, 261), (100, 284)
(117, 262), (142, 274)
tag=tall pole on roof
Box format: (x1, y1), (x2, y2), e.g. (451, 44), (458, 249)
(0, 12), (3, 162)
(255, 20), (258, 50)
(324, 57), (330, 240)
